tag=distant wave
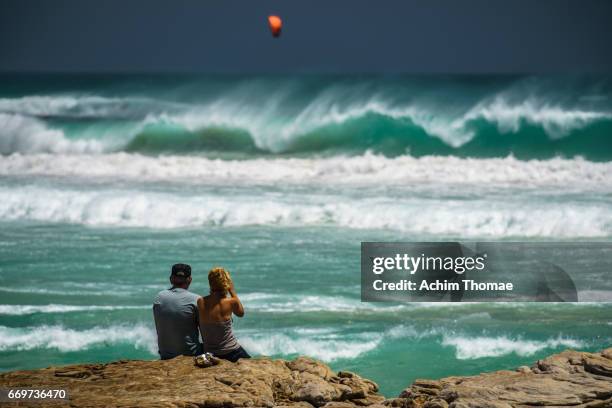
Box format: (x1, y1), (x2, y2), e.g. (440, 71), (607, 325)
(0, 287), (112, 296)
(0, 95), (183, 119)
(1, 153), (611, 190)
(241, 293), (407, 314)
(441, 335), (584, 360)
(242, 294), (612, 313)
(0, 285), (157, 297)
(0, 295), (604, 318)
(0, 304), (148, 316)
(0, 185), (610, 236)
(1, 75), (612, 160)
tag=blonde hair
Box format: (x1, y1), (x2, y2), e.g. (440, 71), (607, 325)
(208, 267), (232, 294)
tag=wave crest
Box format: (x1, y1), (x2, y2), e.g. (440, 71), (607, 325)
(1, 76), (612, 159)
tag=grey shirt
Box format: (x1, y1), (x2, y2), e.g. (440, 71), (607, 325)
(153, 287), (203, 359)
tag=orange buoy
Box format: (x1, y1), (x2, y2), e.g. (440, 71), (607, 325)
(268, 15), (282, 37)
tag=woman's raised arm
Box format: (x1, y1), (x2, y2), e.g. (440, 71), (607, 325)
(229, 282), (244, 317)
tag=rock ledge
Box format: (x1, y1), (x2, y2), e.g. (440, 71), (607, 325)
(0, 356), (385, 408)
(1, 348), (611, 408)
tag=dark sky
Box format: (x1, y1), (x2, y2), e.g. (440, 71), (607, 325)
(1, 0), (611, 73)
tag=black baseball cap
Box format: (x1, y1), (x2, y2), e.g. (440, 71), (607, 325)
(171, 263), (192, 278)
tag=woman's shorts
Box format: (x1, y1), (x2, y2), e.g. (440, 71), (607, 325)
(216, 346), (251, 362)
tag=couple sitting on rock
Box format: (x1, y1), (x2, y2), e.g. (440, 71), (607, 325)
(153, 263), (251, 362)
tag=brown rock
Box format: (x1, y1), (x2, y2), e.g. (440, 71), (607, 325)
(388, 348), (612, 408)
(331, 373), (377, 399)
(275, 403), (316, 408)
(321, 402), (360, 408)
(351, 394), (386, 406)
(422, 400), (447, 408)
(0, 356), (384, 408)
(292, 371), (344, 407)
(2, 349), (610, 408)
(287, 357), (335, 380)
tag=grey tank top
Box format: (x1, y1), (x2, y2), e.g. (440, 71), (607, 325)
(200, 319), (240, 355)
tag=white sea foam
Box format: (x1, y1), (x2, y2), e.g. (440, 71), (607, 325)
(1, 153), (611, 191)
(0, 304), (148, 315)
(0, 320), (596, 364)
(239, 330), (382, 362)
(441, 335), (584, 360)
(0, 114), (104, 154)
(0, 322), (377, 361)
(0, 324), (157, 353)
(0, 185), (609, 237)
(0, 322), (373, 361)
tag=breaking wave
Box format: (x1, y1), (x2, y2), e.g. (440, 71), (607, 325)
(1, 75), (612, 160)
(240, 330), (382, 362)
(0, 113), (104, 154)
(0, 322), (591, 364)
(0, 185), (610, 236)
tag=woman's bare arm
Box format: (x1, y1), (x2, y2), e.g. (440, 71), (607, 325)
(229, 282), (245, 317)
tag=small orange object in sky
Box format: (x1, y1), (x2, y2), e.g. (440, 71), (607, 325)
(268, 15), (282, 38)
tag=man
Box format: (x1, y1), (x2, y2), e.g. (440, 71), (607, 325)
(153, 263), (203, 359)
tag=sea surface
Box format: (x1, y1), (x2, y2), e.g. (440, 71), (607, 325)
(0, 74), (611, 396)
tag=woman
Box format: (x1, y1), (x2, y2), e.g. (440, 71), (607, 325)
(197, 267), (251, 362)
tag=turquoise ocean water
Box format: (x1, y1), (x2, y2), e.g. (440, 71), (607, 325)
(0, 74), (611, 396)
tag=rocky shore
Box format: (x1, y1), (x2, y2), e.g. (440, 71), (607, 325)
(0, 348), (610, 408)
(386, 348), (612, 408)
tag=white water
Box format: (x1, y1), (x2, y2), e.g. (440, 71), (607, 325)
(0, 113), (104, 154)
(1, 153), (611, 190)
(0, 184), (609, 236)
(442, 335), (584, 359)
(0, 322), (590, 363)
(0, 324), (157, 353)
